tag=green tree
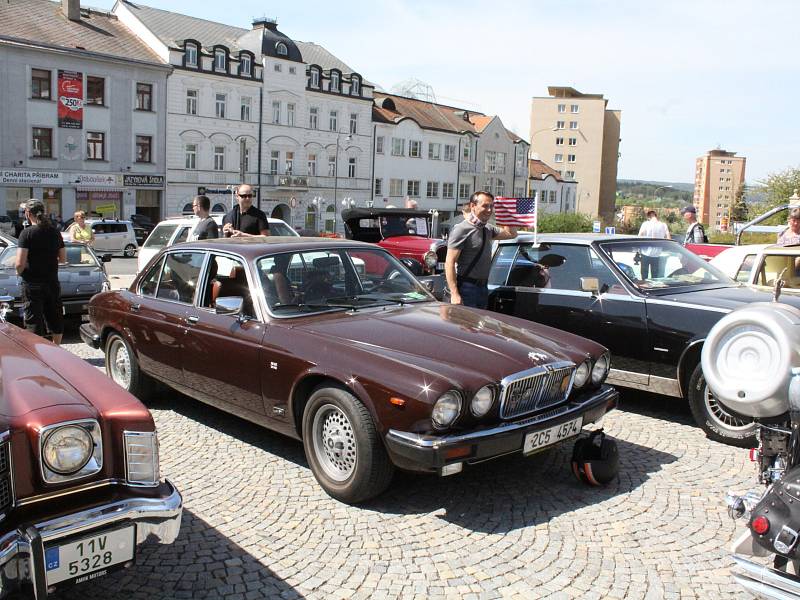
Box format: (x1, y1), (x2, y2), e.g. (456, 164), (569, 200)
(757, 166), (800, 208)
(730, 185), (748, 222)
(536, 212), (594, 233)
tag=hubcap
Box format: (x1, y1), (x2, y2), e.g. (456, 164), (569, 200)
(108, 339), (131, 389)
(312, 404), (357, 482)
(704, 384), (753, 432)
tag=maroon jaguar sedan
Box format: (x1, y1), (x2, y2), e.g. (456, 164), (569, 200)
(0, 300), (181, 598)
(81, 237), (618, 503)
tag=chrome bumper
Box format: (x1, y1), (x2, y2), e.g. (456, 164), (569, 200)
(0, 479), (182, 599)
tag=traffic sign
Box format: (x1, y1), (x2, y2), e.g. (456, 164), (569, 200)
(592, 221), (601, 233)
(604, 226), (616, 235)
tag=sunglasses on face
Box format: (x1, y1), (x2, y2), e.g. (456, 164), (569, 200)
(238, 193), (253, 198)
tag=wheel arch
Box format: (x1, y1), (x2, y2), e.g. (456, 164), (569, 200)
(677, 338), (705, 398)
(290, 374), (378, 439)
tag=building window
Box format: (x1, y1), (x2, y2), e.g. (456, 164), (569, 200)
(556, 120), (565, 129)
(241, 97), (251, 121)
(309, 68), (320, 88)
(565, 170), (575, 179)
(270, 150), (279, 175)
(376, 136), (384, 154)
(86, 76), (105, 105)
(32, 127), (52, 158)
(497, 152), (506, 172)
(485, 151), (497, 173)
(185, 144), (197, 169)
(428, 143), (441, 160)
(567, 154), (576, 163)
(570, 104), (579, 113)
(272, 101), (281, 124)
(307, 153), (317, 175)
(289, 66), (296, 74)
(240, 54), (251, 76)
(86, 131), (105, 160)
(285, 151), (294, 174)
(185, 43), (197, 67)
(244, 147), (250, 172)
(287, 103), (295, 126)
(213, 146), (224, 170)
(569, 121), (578, 129)
(554, 153), (563, 163)
(459, 183), (471, 199)
(328, 155), (336, 177)
(215, 93), (226, 118)
(407, 180), (420, 197)
(330, 71), (340, 92)
(329, 110), (337, 131)
(444, 144), (456, 161)
(214, 49), (226, 72)
(349, 113), (357, 135)
(276, 42), (288, 56)
(274, 63), (282, 73)
(485, 178), (494, 194)
(351, 76), (360, 95)
(496, 180), (505, 196)
(555, 137), (564, 146)
(409, 140), (421, 158)
(426, 181), (439, 198)
(31, 69), (51, 99)
(389, 179), (403, 196)
(135, 83), (153, 111)
(557, 104), (566, 113)
(568, 137), (577, 146)
(549, 190), (556, 203)
(443, 183), (455, 199)
(463, 140), (472, 160)
(133, 135), (151, 163)
(309, 107), (318, 129)
(348, 157), (356, 178)
(374, 178), (382, 196)
(391, 138), (405, 156)
(186, 89), (198, 115)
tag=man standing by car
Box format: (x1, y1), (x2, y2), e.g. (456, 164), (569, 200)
(682, 205), (707, 245)
(15, 199), (66, 344)
(638, 210), (670, 278)
(445, 191), (517, 308)
(222, 184), (270, 238)
(189, 195), (219, 241)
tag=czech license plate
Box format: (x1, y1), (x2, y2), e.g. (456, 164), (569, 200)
(523, 416), (583, 455)
(45, 525), (135, 586)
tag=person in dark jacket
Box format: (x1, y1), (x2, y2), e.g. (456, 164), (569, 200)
(222, 184), (270, 237)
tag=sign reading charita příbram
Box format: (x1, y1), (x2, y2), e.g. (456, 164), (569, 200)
(57, 70), (83, 129)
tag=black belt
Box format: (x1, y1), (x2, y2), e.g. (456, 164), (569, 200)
(458, 276), (488, 286)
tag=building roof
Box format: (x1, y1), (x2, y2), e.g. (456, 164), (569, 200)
(505, 128), (527, 144)
(528, 159), (565, 182)
(372, 92), (481, 134)
(546, 86), (606, 100)
(0, 0), (164, 64)
(296, 41), (356, 73)
(469, 115), (494, 132)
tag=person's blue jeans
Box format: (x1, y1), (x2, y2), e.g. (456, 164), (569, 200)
(640, 255), (664, 279)
(458, 281), (488, 309)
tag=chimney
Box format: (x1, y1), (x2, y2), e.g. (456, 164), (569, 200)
(251, 17), (278, 31)
(62, 0), (80, 21)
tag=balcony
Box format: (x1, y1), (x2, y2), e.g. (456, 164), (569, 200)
(276, 175), (308, 189)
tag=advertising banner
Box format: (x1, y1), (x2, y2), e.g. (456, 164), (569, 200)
(123, 174), (165, 187)
(57, 70), (83, 129)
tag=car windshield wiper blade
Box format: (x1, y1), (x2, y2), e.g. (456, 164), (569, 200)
(271, 301), (352, 311)
(331, 293), (413, 306)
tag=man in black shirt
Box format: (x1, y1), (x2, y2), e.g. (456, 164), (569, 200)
(222, 184), (270, 238)
(189, 195), (219, 240)
(15, 199), (66, 343)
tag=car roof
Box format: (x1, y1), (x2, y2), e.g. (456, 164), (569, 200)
(85, 218), (132, 224)
(157, 215), (289, 225)
(176, 236), (379, 258)
(496, 232), (641, 245)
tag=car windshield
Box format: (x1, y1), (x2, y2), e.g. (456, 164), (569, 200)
(143, 224), (179, 249)
(269, 222), (298, 237)
(256, 247), (433, 316)
(598, 239), (735, 291)
(379, 215), (430, 238)
(63, 244), (101, 266)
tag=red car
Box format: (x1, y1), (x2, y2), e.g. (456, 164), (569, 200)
(0, 298), (181, 598)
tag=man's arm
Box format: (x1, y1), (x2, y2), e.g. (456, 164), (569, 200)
(15, 248), (28, 276)
(58, 247), (66, 264)
(444, 247), (462, 305)
(494, 225), (518, 241)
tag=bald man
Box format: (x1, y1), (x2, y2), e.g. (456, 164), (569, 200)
(222, 184), (270, 237)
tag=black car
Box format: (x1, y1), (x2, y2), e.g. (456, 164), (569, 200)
(488, 233), (800, 446)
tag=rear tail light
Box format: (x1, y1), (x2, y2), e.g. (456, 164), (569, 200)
(752, 515), (770, 535)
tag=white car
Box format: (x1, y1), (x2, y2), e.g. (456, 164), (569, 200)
(709, 243), (800, 293)
(62, 219), (139, 257)
(0, 216), (14, 236)
(137, 215), (298, 272)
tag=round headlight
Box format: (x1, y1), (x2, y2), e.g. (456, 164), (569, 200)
(591, 354), (610, 385)
(43, 426), (94, 474)
(101, 280), (111, 292)
(423, 251), (437, 269)
(471, 385), (495, 417)
(574, 361), (591, 388)
(432, 391), (462, 428)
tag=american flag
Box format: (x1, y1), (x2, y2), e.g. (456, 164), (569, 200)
(495, 196), (537, 227)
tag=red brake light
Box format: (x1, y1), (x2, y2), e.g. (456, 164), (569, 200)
(749, 448), (760, 462)
(752, 516), (770, 535)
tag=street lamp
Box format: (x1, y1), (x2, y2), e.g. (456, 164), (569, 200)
(312, 196), (326, 233)
(333, 131), (352, 236)
(527, 126), (559, 160)
(341, 197), (355, 209)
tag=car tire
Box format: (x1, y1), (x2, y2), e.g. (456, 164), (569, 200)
(302, 385), (394, 504)
(123, 244), (137, 258)
(686, 363), (756, 447)
(105, 332), (154, 401)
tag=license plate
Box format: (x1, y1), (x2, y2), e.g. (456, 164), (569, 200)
(436, 262), (445, 270)
(523, 416), (583, 455)
(45, 525), (135, 586)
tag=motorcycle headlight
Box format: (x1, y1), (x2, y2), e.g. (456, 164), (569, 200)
(591, 353), (610, 385)
(574, 360), (591, 388)
(423, 251), (437, 269)
(470, 385), (495, 417)
(432, 391), (462, 428)
(43, 425), (94, 475)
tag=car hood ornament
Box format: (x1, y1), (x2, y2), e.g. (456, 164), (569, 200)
(528, 351), (548, 362)
(774, 267), (788, 303)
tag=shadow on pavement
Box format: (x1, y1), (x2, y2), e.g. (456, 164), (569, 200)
(615, 388), (695, 426)
(51, 508), (304, 600)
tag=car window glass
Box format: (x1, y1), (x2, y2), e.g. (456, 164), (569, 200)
(489, 245), (517, 286)
(512, 244), (592, 291)
(64, 245), (98, 266)
(140, 257), (164, 297)
(0, 247), (17, 269)
(269, 222), (296, 237)
(92, 223), (105, 234)
(200, 254), (254, 316)
(157, 252), (204, 303)
(144, 224), (179, 249)
(759, 254), (800, 288)
(736, 254), (757, 283)
(175, 227), (191, 244)
(109, 224), (124, 234)
(588, 248), (626, 293)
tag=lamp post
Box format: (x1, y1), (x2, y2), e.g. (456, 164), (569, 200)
(333, 131), (352, 236)
(527, 126), (559, 198)
(312, 196), (326, 233)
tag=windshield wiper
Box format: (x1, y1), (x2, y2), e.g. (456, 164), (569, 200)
(329, 294), (411, 306)
(271, 302), (352, 312)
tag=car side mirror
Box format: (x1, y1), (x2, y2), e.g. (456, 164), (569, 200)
(215, 296), (243, 316)
(101, 253), (112, 263)
(422, 279), (435, 293)
(580, 277), (600, 294)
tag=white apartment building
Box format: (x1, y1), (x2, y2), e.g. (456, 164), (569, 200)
(527, 159), (578, 214)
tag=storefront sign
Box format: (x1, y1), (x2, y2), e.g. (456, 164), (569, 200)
(75, 173), (123, 187)
(57, 70), (83, 129)
(123, 174), (164, 187)
(0, 169), (63, 186)
(95, 203), (118, 214)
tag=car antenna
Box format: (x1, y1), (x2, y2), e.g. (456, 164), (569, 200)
(773, 267), (787, 303)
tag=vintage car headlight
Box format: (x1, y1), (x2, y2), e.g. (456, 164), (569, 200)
(432, 391), (462, 428)
(423, 251), (437, 269)
(42, 425), (94, 475)
(124, 431), (160, 486)
(471, 385), (495, 417)
(101, 279), (111, 292)
(573, 360), (591, 388)
(591, 354), (610, 385)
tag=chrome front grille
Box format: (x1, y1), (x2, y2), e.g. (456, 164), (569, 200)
(0, 440), (12, 515)
(499, 361), (575, 419)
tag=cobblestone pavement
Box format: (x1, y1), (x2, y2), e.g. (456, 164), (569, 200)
(53, 332), (754, 600)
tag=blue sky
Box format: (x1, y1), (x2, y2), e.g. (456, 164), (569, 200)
(98, 0), (798, 185)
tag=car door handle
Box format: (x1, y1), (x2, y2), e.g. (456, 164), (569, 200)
(186, 315), (199, 324)
(130, 303), (140, 312)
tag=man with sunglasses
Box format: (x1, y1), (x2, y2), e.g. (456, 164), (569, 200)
(222, 184), (270, 238)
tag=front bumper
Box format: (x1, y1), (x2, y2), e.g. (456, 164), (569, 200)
(79, 322), (101, 349)
(385, 384), (618, 473)
(0, 479), (182, 599)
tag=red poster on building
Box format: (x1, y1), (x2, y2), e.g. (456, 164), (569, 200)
(57, 70), (83, 129)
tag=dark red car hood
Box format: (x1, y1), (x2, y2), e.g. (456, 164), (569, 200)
(379, 236), (443, 253)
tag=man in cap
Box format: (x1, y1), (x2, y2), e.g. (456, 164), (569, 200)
(681, 205), (707, 245)
(15, 199), (66, 343)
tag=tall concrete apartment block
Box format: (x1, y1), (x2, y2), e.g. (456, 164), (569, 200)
(529, 87), (621, 221)
(693, 149), (746, 231)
